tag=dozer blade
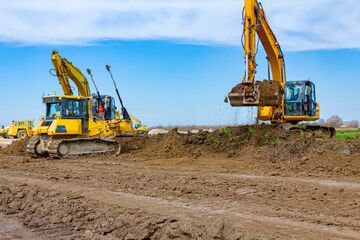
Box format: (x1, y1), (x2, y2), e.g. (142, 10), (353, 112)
(228, 80), (282, 107)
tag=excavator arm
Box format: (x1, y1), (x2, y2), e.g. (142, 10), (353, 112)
(229, 0), (285, 107)
(51, 50), (91, 97)
(129, 114), (141, 125)
(255, 2), (286, 87)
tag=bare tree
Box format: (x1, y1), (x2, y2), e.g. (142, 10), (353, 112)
(317, 118), (326, 126)
(326, 115), (343, 128)
(348, 120), (359, 129)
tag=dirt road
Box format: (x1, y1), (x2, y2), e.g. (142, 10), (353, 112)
(0, 150), (359, 239)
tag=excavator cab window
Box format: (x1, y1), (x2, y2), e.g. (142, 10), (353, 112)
(284, 81), (317, 117)
(110, 98), (115, 120)
(92, 95), (116, 121)
(304, 82), (317, 117)
(91, 98), (105, 120)
(284, 83), (304, 116)
(102, 96), (116, 121)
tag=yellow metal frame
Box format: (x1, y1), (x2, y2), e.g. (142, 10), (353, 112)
(1, 120), (34, 138)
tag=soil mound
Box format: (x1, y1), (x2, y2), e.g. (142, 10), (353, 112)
(119, 128), (193, 159)
(3, 125), (357, 165)
(1, 139), (28, 155)
(118, 124), (343, 161)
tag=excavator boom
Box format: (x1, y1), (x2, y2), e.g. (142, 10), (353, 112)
(51, 50), (91, 98)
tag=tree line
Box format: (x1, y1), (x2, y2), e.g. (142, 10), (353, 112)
(317, 115), (359, 129)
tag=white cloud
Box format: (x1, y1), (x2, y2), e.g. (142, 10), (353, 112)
(0, 0), (359, 51)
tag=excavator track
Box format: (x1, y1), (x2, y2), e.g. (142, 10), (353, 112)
(47, 137), (121, 158)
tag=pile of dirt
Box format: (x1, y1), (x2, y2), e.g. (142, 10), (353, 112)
(1, 138), (28, 155)
(346, 137), (360, 155)
(119, 128), (194, 159)
(118, 124), (345, 162)
(4, 125), (358, 165)
(0, 184), (238, 240)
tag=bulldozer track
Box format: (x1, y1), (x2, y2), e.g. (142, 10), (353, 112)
(47, 137), (120, 158)
(26, 135), (40, 157)
(26, 136), (121, 158)
(48, 139), (63, 158)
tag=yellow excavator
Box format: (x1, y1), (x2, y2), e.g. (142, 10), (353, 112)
(129, 114), (149, 135)
(228, 0), (320, 124)
(26, 51), (130, 158)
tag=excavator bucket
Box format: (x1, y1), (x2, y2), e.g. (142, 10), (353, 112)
(228, 80), (283, 107)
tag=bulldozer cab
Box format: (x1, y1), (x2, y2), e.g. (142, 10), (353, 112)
(45, 97), (86, 119)
(284, 81), (317, 117)
(44, 96), (90, 132)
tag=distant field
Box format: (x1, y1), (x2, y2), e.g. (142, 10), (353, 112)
(335, 128), (360, 139)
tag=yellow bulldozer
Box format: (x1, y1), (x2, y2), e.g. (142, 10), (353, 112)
(227, 0), (320, 124)
(0, 120), (34, 139)
(26, 51), (133, 158)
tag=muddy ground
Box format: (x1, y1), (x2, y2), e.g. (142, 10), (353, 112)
(0, 124), (359, 239)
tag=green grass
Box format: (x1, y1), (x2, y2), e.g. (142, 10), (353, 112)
(335, 128), (360, 139)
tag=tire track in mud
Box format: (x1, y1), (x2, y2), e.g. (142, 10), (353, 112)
(217, 173), (360, 189)
(0, 213), (44, 240)
(0, 172), (359, 239)
(111, 191), (360, 239)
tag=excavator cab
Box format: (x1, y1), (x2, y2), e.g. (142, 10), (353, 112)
(284, 81), (317, 117)
(91, 94), (116, 121)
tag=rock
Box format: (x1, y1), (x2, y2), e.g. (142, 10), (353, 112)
(114, 216), (126, 229)
(227, 150), (235, 158)
(84, 229), (94, 239)
(16, 192), (25, 199)
(8, 200), (22, 214)
(125, 232), (136, 240)
(62, 215), (73, 223)
(179, 222), (197, 237)
(340, 145), (351, 155)
(206, 217), (235, 240)
(49, 215), (62, 224)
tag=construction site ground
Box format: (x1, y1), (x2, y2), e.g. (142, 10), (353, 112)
(0, 124), (359, 239)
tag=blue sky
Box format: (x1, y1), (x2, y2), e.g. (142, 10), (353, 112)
(0, 0), (359, 127)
